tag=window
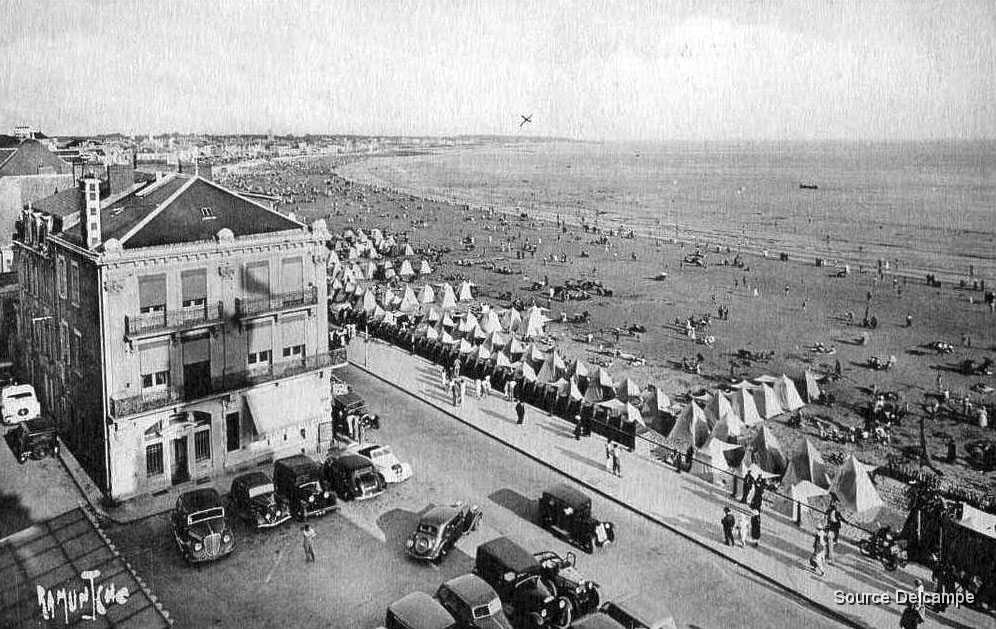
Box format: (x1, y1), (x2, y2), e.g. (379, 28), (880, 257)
(71, 330), (82, 369)
(141, 371), (169, 389)
(60, 322), (69, 365)
(248, 349), (271, 365)
(194, 429), (211, 462)
(146, 443), (164, 476)
(138, 274), (166, 313)
(181, 269), (207, 308)
(200, 207), (216, 220)
(281, 256), (304, 293)
(69, 261), (80, 306)
(282, 344), (305, 358)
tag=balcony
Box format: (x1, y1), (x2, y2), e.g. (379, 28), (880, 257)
(109, 351), (339, 418)
(125, 302), (225, 338)
(234, 287), (318, 319)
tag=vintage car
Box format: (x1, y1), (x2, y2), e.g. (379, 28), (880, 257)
(1, 383), (41, 424)
(382, 591), (457, 629)
(532, 550), (601, 621)
(273, 454), (338, 520)
(436, 574), (512, 629)
(474, 537), (569, 628)
(598, 595), (678, 629)
(349, 442), (413, 483)
(229, 471), (291, 529)
(324, 451), (386, 500)
(538, 484), (615, 553)
(406, 502), (483, 563)
(170, 488), (235, 563)
(333, 390), (378, 429)
(569, 613), (626, 629)
(10, 417), (59, 463)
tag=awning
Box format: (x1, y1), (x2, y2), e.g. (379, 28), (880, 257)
(245, 379), (330, 436)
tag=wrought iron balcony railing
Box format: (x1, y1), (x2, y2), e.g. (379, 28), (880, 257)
(125, 302), (224, 337)
(234, 286), (318, 318)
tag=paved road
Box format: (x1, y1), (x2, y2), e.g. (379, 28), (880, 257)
(106, 367), (842, 629)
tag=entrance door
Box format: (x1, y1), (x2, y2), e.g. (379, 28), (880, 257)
(225, 413), (240, 452)
(171, 436), (189, 485)
(182, 335), (211, 399)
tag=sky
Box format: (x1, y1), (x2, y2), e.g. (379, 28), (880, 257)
(1, 0), (993, 141)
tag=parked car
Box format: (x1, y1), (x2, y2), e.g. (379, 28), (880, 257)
(229, 471), (291, 529)
(324, 451), (386, 500)
(538, 484), (615, 553)
(474, 537), (569, 629)
(436, 574), (512, 628)
(1, 383), (41, 424)
(349, 442), (413, 483)
(598, 595), (678, 629)
(333, 390), (378, 430)
(273, 454), (338, 520)
(382, 591), (457, 629)
(407, 502), (483, 563)
(10, 417), (59, 463)
(532, 550), (601, 622)
(569, 613), (626, 629)
(170, 488), (235, 563)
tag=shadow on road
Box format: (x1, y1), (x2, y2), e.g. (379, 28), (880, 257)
(489, 488), (537, 524)
(0, 490), (34, 539)
(378, 507), (423, 548)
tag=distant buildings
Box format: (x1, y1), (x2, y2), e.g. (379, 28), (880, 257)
(13, 168), (335, 501)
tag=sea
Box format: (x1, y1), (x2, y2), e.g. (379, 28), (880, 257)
(338, 140), (995, 280)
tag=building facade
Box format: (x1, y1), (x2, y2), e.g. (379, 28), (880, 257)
(14, 172), (337, 500)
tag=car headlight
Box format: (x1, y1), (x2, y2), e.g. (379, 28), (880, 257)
(275, 509), (282, 517)
(266, 512), (273, 521)
(323, 491), (330, 499)
(308, 495), (315, 503)
(193, 542), (203, 552)
(406, 539), (413, 549)
(540, 609), (548, 617)
(222, 533), (232, 543)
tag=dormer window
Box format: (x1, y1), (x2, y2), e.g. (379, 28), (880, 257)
(200, 207), (216, 221)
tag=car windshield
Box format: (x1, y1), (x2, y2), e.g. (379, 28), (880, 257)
(248, 483), (275, 498)
(357, 471), (377, 486)
(188, 507), (224, 523)
(417, 523), (438, 536)
(472, 598), (502, 619)
(7, 392), (34, 400)
(298, 481), (320, 493)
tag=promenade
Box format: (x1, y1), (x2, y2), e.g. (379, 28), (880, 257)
(348, 336), (984, 629)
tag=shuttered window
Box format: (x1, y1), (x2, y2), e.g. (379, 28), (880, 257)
(181, 269), (207, 307)
(281, 317), (306, 358)
(139, 341), (170, 389)
(281, 257), (303, 292)
(247, 324), (272, 365)
(146, 443), (164, 476)
(138, 274), (167, 312)
(181, 335), (210, 365)
(244, 262), (269, 297)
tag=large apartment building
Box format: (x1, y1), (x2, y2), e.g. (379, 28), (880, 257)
(14, 170), (336, 500)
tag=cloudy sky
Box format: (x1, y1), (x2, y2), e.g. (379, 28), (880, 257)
(1, 0), (993, 140)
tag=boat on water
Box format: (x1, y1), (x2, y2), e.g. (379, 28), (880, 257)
(799, 183), (819, 190)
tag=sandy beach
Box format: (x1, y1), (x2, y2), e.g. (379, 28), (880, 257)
(217, 148), (995, 506)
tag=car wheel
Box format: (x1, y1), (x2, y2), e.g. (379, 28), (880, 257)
(551, 597), (573, 629)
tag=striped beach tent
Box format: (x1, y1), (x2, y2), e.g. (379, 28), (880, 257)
(669, 402), (710, 448)
(726, 388), (763, 427)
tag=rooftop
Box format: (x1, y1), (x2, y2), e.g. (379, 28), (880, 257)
(0, 139), (71, 177)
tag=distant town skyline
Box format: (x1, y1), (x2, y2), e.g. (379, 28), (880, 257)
(2, 0), (993, 141)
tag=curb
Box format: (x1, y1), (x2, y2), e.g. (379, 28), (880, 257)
(348, 356), (867, 629)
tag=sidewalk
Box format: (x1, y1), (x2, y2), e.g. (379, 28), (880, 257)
(348, 337), (983, 629)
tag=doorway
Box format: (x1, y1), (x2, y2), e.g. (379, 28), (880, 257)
(171, 436), (189, 485)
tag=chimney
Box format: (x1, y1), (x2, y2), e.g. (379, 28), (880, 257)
(82, 173), (102, 249)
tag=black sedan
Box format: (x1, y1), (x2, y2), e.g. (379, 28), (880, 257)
(406, 502), (483, 563)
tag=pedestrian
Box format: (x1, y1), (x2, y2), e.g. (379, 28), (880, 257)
(439, 365), (448, 389)
(906, 313), (913, 327)
(749, 479), (766, 512)
(458, 378), (466, 405)
(504, 379), (515, 401)
(515, 400), (525, 425)
(611, 444), (621, 477)
(740, 468), (756, 503)
(302, 524), (317, 562)
(809, 527), (826, 576)
(734, 511), (748, 548)
(749, 508), (761, 547)
(604, 440), (614, 473)
(574, 415), (583, 440)
(451, 381), (460, 406)
(899, 602), (925, 629)
(685, 444), (695, 472)
(825, 503), (843, 563)
(721, 507), (737, 546)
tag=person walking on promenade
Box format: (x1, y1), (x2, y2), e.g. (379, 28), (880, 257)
(809, 527), (827, 576)
(685, 444), (695, 473)
(440, 365), (448, 389)
(574, 415), (583, 440)
(451, 380), (460, 407)
(749, 508), (761, 548)
(899, 602), (925, 628)
(721, 507), (737, 546)
(458, 378), (466, 405)
(825, 501), (844, 563)
(515, 400), (525, 425)
(302, 524), (317, 563)
(604, 440), (614, 473)
(740, 468), (756, 503)
(734, 511), (748, 548)
(611, 444), (621, 477)
(749, 479), (767, 512)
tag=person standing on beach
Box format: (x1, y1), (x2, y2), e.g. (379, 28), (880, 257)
(302, 524), (317, 563)
(515, 400), (525, 425)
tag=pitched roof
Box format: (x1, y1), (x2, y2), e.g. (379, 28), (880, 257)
(0, 139), (72, 177)
(29, 186), (84, 217)
(61, 174), (304, 250)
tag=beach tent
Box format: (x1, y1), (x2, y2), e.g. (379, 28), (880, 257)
(790, 481), (832, 527)
(500, 309), (522, 333)
(403, 243), (415, 256)
(831, 455), (884, 519)
(482, 330), (506, 352)
(755, 374), (778, 384)
(383, 260), (395, 270)
(594, 366), (614, 390)
(441, 313), (456, 329)
(622, 402), (645, 426)
(521, 306), (549, 339)
(752, 384), (785, 419)
(439, 330), (455, 345)
(668, 402), (710, 448)
(598, 398), (626, 414)
(418, 260), (433, 276)
(458, 339), (475, 354)
(398, 286), (420, 313)
(418, 284), (436, 304)
(505, 337), (525, 358)
(479, 310), (503, 334)
(583, 380), (608, 404)
(438, 283), (457, 309)
(492, 351), (512, 368)
(750, 426), (788, 475)
(381, 311), (397, 327)
(361, 290), (378, 313)
(617, 378), (642, 403)
(705, 393), (739, 429)
(640, 386), (672, 420)
(536, 351), (566, 384)
(710, 411), (747, 443)
(515, 362), (537, 382)
(695, 438), (741, 485)
(472, 344), (492, 362)
(569, 359), (590, 381)
(370, 305), (386, 321)
(726, 389), (763, 427)
(398, 259), (415, 279)
(457, 281), (474, 302)
(774, 374), (806, 412)
(425, 305), (443, 323)
(731, 380), (757, 390)
(424, 325), (439, 341)
(327, 250), (340, 267)
(781, 439), (831, 489)
(560, 378), (584, 401)
(804, 370), (823, 403)
(458, 312), (479, 335)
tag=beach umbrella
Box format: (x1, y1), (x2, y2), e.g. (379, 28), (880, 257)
(669, 402), (710, 448)
(457, 280), (475, 302)
(775, 374), (806, 411)
(726, 388), (763, 427)
(418, 284), (435, 304)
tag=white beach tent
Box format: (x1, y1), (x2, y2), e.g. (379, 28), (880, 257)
(804, 370), (823, 403)
(398, 286), (420, 313)
(457, 281), (474, 302)
(492, 351), (512, 368)
(752, 383), (785, 419)
(705, 393), (739, 429)
(380, 288), (397, 309)
(506, 337), (525, 358)
(781, 439), (831, 489)
(472, 344), (491, 362)
(710, 411), (747, 443)
(458, 312), (479, 335)
(583, 380), (608, 404)
(694, 438), (741, 485)
(438, 283), (457, 309)
(570, 359), (590, 381)
(521, 306), (549, 339)
(750, 425), (789, 475)
(516, 362), (538, 382)
(500, 309), (522, 333)
(617, 378), (642, 403)
(479, 310), (503, 334)
(361, 290), (378, 313)
(418, 284), (436, 304)
(726, 389), (764, 427)
(403, 243), (416, 256)
(418, 260), (433, 276)
(398, 259), (415, 279)
(831, 455), (885, 520)
(640, 386), (672, 421)
(668, 402), (710, 449)
(775, 374), (806, 412)
(536, 350), (566, 383)
(560, 378), (584, 401)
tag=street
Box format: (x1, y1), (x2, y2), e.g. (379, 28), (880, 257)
(105, 367), (842, 629)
